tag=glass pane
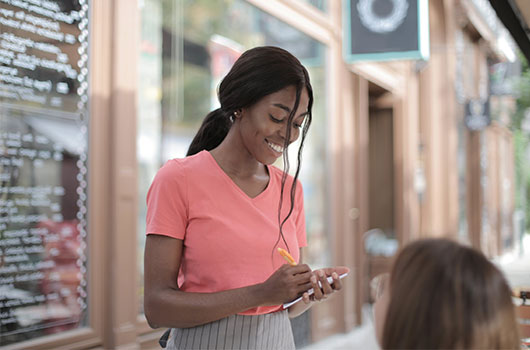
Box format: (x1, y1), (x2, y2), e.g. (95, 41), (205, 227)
(138, 0), (329, 313)
(0, 0), (89, 346)
(299, 0), (327, 12)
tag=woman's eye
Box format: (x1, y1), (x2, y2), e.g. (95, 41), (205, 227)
(269, 114), (284, 123)
(294, 123), (302, 129)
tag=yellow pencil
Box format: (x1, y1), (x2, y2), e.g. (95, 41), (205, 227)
(277, 247), (297, 266)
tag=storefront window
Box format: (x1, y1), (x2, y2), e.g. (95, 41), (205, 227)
(300, 0), (327, 12)
(0, 0), (89, 346)
(138, 0), (329, 312)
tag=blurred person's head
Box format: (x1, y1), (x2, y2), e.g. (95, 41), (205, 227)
(373, 238), (520, 349)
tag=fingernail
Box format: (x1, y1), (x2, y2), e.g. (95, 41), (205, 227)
(318, 270), (324, 277)
(311, 276), (317, 284)
(332, 272), (338, 279)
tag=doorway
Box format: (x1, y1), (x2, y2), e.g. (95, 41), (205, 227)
(364, 82), (397, 303)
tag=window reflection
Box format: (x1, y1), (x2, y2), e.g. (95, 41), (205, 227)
(299, 0), (327, 12)
(0, 0), (89, 345)
(1, 115), (87, 346)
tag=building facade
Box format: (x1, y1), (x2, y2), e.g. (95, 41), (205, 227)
(0, 0), (520, 349)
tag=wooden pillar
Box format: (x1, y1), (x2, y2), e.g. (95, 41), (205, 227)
(329, 0), (358, 332)
(419, 0), (459, 238)
(352, 74), (369, 325)
(104, 0), (140, 348)
(400, 62), (421, 243)
(467, 131), (482, 250)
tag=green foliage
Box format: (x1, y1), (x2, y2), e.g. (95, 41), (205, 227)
(512, 75), (530, 129)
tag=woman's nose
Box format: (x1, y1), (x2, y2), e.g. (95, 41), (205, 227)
(281, 126), (300, 143)
(277, 124), (288, 140)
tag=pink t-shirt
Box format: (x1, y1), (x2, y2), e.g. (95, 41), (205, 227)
(146, 150), (307, 315)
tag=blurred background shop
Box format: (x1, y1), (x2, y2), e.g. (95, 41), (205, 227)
(1, 0), (530, 349)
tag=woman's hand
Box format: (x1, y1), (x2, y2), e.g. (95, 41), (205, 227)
(301, 266), (350, 304)
(260, 264), (313, 305)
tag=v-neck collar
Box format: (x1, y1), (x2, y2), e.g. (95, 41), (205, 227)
(203, 150), (272, 201)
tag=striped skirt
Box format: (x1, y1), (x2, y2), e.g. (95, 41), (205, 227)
(166, 310), (295, 350)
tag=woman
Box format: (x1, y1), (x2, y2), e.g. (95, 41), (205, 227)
(144, 46), (348, 350)
(373, 238), (520, 349)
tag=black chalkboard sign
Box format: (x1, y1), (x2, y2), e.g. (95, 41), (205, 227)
(343, 0), (430, 62)
(0, 0), (89, 346)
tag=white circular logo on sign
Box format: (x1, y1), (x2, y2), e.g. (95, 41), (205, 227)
(357, 0), (409, 33)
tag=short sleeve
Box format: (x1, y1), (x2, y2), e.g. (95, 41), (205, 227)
(294, 180), (307, 247)
(145, 159), (188, 239)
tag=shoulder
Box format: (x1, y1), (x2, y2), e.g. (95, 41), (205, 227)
(153, 159), (184, 185)
(156, 151), (208, 178)
(152, 152), (210, 190)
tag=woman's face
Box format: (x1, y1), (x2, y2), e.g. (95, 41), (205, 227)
(239, 85), (309, 165)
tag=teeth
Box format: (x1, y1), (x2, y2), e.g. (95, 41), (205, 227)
(267, 141), (284, 153)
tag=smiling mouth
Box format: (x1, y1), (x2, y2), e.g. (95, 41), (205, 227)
(266, 140), (284, 153)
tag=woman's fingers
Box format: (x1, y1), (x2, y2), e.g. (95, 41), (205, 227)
(294, 271), (312, 284)
(298, 281), (313, 292)
(310, 274), (324, 300)
(318, 270), (333, 295)
(292, 263), (311, 274)
(322, 266), (350, 276)
(307, 268), (346, 302)
(318, 266), (348, 290)
(302, 292), (311, 304)
(281, 265), (349, 304)
(331, 272), (342, 290)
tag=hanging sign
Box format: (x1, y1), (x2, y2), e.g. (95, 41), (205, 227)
(465, 99), (491, 131)
(343, 0), (430, 62)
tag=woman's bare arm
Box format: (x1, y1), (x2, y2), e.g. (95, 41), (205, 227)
(144, 235), (313, 328)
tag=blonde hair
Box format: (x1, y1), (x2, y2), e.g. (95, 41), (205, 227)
(382, 238), (520, 349)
